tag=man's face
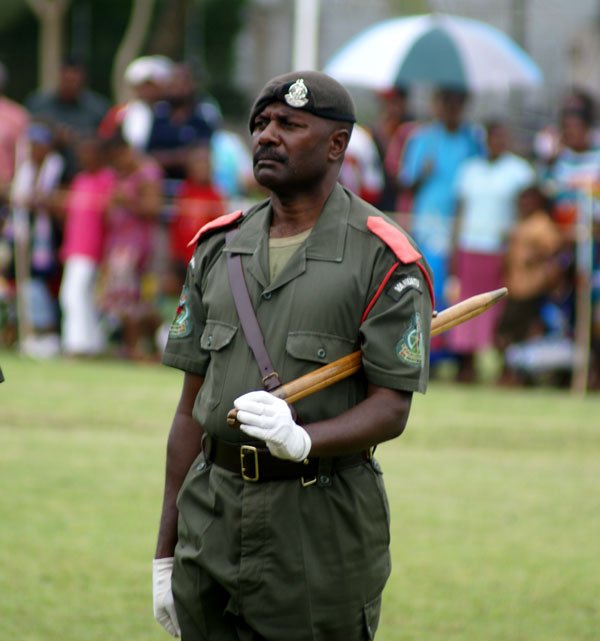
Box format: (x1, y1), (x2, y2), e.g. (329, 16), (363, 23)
(134, 80), (163, 104)
(381, 91), (407, 122)
(561, 113), (589, 151)
(168, 66), (195, 105)
(251, 102), (333, 193)
(58, 66), (85, 102)
(31, 141), (51, 167)
(437, 90), (467, 129)
(487, 125), (508, 157)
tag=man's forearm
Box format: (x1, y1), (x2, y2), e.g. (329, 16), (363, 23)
(155, 373), (205, 559)
(155, 413), (204, 558)
(304, 384), (412, 458)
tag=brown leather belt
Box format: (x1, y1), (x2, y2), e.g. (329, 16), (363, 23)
(204, 436), (369, 483)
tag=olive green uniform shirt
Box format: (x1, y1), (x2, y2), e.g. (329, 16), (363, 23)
(164, 183), (433, 640)
(163, 183), (433, 443)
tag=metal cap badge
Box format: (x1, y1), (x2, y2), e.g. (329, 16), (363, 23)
(284, 79), (309, 108)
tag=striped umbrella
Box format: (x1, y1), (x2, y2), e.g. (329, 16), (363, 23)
(323, 13), (543, 92)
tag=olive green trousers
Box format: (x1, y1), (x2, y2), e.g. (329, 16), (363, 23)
(173, 453), (392, 641)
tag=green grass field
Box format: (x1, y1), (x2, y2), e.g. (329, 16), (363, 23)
(1, 349), (599, 640)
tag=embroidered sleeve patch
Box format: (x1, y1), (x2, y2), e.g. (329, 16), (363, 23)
(386, 274), (422, 302)
(168, 285), (192, 338)
(396, 312), (424, 366)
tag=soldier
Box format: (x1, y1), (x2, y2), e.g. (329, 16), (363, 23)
(153, 71), (433, 640)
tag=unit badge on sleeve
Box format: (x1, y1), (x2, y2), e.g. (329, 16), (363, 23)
(169, 285), (192, 338)
(396, 312), (424, 366)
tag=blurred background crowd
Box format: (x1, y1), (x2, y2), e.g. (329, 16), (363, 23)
(0, 1), (599, 392)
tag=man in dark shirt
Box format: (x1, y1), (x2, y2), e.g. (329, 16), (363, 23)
(146, 63), (221, 181)
(26, 57), (110, 177)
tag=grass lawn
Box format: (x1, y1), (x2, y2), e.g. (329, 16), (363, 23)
(0, 349), (599, 640)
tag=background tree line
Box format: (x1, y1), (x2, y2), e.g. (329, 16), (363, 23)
(0, 0), (249, 120)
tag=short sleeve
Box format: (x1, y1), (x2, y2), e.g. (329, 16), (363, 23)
(454, 161), (473, 199)
(397, 128), (424, 187)
(359, 256), (433, 394)
(162, 253), (209, 374)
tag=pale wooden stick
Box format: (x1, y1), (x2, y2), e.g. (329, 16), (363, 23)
(227, 287), (508, 426)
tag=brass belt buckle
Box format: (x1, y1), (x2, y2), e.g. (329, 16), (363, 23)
(301, 458), (317, 487)
(240, 445), (259, 482)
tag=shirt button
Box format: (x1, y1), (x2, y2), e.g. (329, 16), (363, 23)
(318, 474), (332, 486)
(206, 336), (213, 347)
(317, 348), (326, 359)
(263, 292), (272, 300)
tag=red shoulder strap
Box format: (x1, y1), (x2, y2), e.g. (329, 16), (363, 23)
(363, 216), (434, 315)
(187, 210), (244, 247)
(366, 216), (422, 263)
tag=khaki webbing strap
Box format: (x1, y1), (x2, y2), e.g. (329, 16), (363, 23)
(225, 228), (282, 392)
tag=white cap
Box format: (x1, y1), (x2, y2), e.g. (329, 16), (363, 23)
(124, 55), (174, 86)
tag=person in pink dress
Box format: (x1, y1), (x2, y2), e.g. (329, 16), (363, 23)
(59, 136), (115, 355)
(99, 131), (163, 357)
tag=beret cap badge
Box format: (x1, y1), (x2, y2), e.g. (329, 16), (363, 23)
(285, 78), (309, 108)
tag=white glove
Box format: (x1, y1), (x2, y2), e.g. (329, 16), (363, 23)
(234, 390), (311, 462)
(153, 557), (181, 637)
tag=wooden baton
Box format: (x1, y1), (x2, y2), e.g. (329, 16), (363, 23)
(226, 287), (508, 427)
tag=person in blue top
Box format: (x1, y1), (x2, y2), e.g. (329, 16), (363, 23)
(398, 87), (484, 310)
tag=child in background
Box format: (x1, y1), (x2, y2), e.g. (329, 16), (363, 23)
(169, 143), (224, 269)
(99, 132), (163, 358)
(59, 136), (115, 356)
(496, 186), (568, 384)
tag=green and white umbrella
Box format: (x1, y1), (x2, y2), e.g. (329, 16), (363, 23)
(323, 13), (543, 92)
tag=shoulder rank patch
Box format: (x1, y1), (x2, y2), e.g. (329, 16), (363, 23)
(366, 216), (422, 264)
(168, 285), (192, 338)
(187, 209), (243, 247)
(386, 274), (422, 302)
(396, 312), (424, 366)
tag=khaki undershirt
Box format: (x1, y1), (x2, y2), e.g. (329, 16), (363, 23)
(268, 228), (312, 282)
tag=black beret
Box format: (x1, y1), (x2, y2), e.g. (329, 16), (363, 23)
(249, 70), (356, 132)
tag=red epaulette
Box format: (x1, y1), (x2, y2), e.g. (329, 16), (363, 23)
(187, 210), (244, 247)
(361, 216), (434, 323)
(366, 216), (422, 263)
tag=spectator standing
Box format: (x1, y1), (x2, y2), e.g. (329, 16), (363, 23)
(382, 118), (419, 223)
(98, 55), (173, 150)
(59, 136), (115, 356)
(447, 122), (535, 381)
(210, 128), (255, 201)
(338, 124), (384, 205)
(0, 62), (29, 205)
(541, 95), (600, 388)
(99, 133), (163, 358)
(369, 87), (412, 211)
(26, 57), (110, 179)
(146, 63), (221, 182)
(7, 123), (65, 357)
(169, 144), (225, 267)
(542, 95), (600, 234)
(398, 87), (484, 309)
(533, 90), (600, 171)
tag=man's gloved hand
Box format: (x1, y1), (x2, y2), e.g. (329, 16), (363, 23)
(153, 557), (181, 637)
(234, 391), (311, 462)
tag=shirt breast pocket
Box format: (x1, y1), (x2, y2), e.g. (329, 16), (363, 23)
(286, 331), (356, 366)
(196, 320), (238, 411)
(285, 331), (360, 421)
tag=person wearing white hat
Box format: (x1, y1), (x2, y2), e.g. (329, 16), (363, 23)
(98, 55), (174, 149)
